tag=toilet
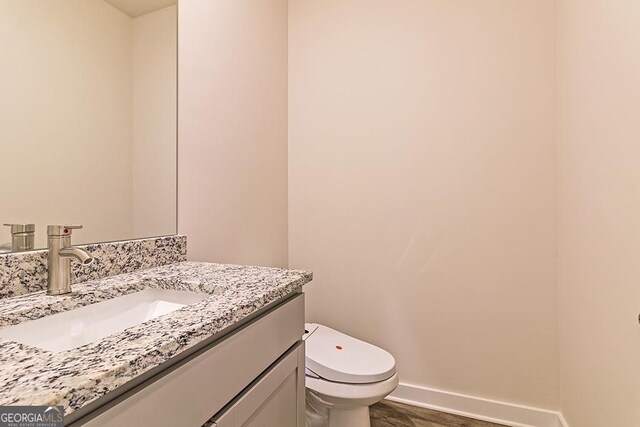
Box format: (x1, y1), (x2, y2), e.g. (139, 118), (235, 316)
(303, 323), (399, 427)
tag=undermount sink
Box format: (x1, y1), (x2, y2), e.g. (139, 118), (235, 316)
(0, 289), (209, 353)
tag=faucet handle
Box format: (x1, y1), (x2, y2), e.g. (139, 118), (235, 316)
(47, 225), (83, 237)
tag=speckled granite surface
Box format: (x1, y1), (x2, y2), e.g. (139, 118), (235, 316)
(0, 235), (186, 299)
(0, 261), (312, 414)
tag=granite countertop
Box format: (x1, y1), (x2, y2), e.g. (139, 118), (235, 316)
(0, 261), (312, 414)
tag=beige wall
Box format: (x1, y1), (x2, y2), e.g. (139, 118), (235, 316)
(557, 0), (640, 425)
(177, 0), (289, 267)
(0, 0), (133, 248)
(289, 0), (558, 408)
(132, 5), (177, 238)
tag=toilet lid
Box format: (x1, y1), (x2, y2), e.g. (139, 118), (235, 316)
(304, 323), (396, 384)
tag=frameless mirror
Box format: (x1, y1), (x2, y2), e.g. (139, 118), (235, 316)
(0, 0), (177, 253)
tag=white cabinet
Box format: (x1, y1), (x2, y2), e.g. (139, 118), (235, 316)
(72, 294), (305, 427)
(213, 344), (305, 427)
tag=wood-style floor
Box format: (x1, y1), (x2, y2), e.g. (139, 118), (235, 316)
(370, 400), (508, 427)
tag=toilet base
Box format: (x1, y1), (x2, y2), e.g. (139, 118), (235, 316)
(306, 397), (371, 427)
(328, 406), (370, 427)
(306, 388), (373, 427)
(305, 373), (399, 427)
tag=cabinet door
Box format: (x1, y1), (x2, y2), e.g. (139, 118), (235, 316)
(213, 343), (305, 427)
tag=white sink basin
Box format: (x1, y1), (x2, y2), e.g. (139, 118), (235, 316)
(0, 289), (209, 353)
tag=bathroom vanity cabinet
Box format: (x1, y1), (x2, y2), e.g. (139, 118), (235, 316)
(69, 293), (305, 427)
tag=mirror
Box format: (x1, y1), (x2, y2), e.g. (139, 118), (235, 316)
(0, 0), (177, 253)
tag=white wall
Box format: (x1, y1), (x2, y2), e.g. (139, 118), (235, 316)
(557, 0), (640, 425)
(289, 0), (558, 409)
(178, 0), (289, 267)
(132, 5), (177, 238)
(0, 0), (133, 248)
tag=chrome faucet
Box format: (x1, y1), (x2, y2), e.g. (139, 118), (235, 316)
(47, 225), (94, 295)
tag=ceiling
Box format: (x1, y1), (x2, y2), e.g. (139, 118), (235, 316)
(104, 0), (176, 18)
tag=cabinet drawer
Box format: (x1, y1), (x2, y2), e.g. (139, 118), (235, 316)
(76, 293), (304, 427)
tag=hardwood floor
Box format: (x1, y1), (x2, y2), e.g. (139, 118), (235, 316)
(370, 400), (508, 427)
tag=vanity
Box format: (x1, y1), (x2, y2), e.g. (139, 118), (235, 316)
(0, 1), (312, 425)
(0, 255), (312, 426)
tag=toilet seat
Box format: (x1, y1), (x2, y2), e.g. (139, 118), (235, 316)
(306, 373), (399, 407)
(304, 323), (396, 384)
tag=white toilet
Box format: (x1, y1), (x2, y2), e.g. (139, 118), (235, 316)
(303, 323), (399, 427)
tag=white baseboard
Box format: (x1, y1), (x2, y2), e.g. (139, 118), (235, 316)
(387, 383), (568, 427)
(557, 413), (569, 427)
